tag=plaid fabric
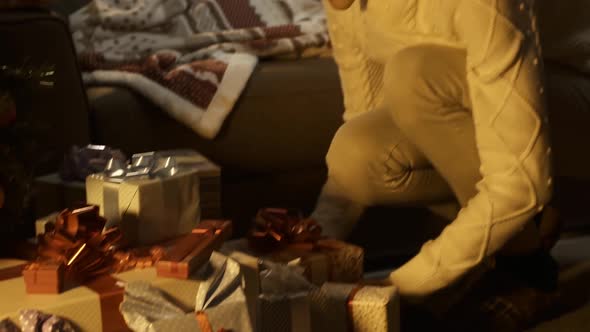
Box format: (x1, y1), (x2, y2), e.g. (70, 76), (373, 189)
(402, 249), (561, 332)
(481, 296), (528, 326)
(442, 253), (561, 332)
(474, 292), (540, 331)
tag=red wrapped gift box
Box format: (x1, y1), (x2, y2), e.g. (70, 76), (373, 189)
(156, 220), (232, 279)
(22, 262), (64, 294)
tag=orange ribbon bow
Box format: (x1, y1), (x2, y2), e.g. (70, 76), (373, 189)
(248, 208), (323, 252)
(35, 204), (162, 283)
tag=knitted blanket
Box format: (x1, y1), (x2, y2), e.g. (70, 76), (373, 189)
(70, 0), (328, 139)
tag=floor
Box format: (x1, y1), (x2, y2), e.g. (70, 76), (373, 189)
(529, 235), (590, 331)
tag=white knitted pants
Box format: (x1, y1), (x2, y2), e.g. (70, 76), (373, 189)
(313, 45), (590, 244)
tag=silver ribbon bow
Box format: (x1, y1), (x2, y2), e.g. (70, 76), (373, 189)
(120, 252), (253, 332)
(104, 151), (180, 182)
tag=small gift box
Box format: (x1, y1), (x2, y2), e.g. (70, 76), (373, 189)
(156, 220), (232, 279)
(86, 151), (202, 246)
(222, 208), (364, 286)
(22, 262), (64, 294)
(310, 283), (400, 332)
(120, 252), (252, 332)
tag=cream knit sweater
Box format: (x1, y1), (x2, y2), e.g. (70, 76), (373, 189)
(323, 0), (590, 296)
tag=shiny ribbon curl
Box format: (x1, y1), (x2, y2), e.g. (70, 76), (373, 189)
(34, 204), (163, 284)
(59, 144), (127, 182)
(103, 151), (185, 183)
(195, 311), (232, 332)
(247, 208), (323, 252)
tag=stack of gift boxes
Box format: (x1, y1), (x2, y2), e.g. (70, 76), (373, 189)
(0, 147), (400, 332)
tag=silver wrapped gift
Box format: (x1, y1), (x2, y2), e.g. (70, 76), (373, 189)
(223, 250), (319, 332)
(222, 238), (364, 286)
(120, 252), (253, 332)
(310, 283), (400, 332)
(86, 151), (201, 245)
(257, 261), (315, 332)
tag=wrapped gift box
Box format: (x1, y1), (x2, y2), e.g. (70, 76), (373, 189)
(229, 252), (395, 332)
(116, 267), (203, 310)
(225, 251), (315, 332)
(86, 169), (201, 246)
(147, 149), (221, 220)
(156, 220), (232, 279)
(258, 291), (312, 332)
(222, 238), (364, 286)
(22, 262), (64, 294)
(120, 252), (253, 332)
(310, 283), (400, 332)
(0, 260), (203, 332)
(35, 150), (221, 222)
(2, 211), (229, 331)
(257, 261), (315, 332)
(0, 259), (129, 332)
(226, 252), (260, 332)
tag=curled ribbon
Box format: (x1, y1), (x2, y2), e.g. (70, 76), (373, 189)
(195, 311), (231, 332)
(36, 204), (117, 280)
(35, 204), (163, 283)
(104, 151), (185, 182)
(247, 208), (323, 252)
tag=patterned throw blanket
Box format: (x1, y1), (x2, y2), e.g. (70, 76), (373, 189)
(70, 0), (328, 138)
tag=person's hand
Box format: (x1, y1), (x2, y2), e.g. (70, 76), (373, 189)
(328, 0), (355, 10)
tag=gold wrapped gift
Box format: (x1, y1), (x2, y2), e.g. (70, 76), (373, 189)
(86, 169), (201, 246)
(310, 283), (400, 332)
(0, 260), (202, 332)
(153, 149), (221, 219)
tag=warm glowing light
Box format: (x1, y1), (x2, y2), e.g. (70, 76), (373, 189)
(67, 243), (87, 266)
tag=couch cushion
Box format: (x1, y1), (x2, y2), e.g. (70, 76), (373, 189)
(88, 57), (344, 175)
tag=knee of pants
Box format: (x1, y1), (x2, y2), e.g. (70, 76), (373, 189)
(326, 118), (410, 205)
(383, 46), (467, 130)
